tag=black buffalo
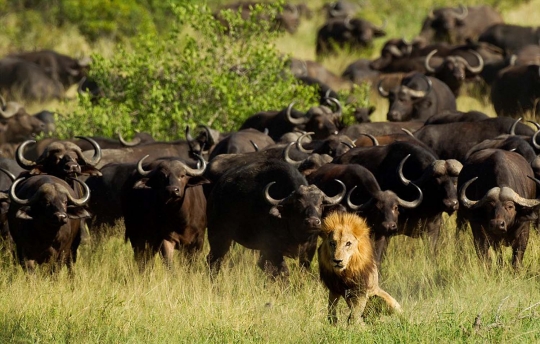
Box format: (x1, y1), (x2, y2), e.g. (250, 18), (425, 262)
(413, 117), (535, 162)
(490, 64), (540, 118)
(378, 73), (456, 122)
(316, 17), (386, 57)
(206, 158), (344, 277)
(418, 5), (503, 44)
(122, 155), (208, 267)
(334, 141), (462, 262)
(479, 24), (540, 55)
(458, 149), (540, 268)
(7, 175), (91, 272)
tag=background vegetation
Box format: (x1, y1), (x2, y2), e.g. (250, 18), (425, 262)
(0, 0), (540, 342)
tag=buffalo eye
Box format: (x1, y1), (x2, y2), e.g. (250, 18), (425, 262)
(329, 241), (337, 248)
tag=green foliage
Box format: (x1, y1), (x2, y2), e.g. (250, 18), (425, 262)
(56, 2), (322, 140)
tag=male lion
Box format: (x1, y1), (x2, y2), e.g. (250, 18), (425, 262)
(318, 212), (402, 324)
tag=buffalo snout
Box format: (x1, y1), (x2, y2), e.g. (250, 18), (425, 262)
(382, 221), (398, 233)
(304, 217), (322, 228)
(443, 199), (459, 213)
(54, 212), (68, 224)
(489, 219), (506, 232)
(166, 186), (182, 198)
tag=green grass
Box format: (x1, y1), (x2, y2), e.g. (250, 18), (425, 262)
(1, 217), (539, 343)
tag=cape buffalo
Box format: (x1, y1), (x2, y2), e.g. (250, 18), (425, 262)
(458, 149), (540, 269)
(378, 73), (456, 122)
(8, 175), (91, 272)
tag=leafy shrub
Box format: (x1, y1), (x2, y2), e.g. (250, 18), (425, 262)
(55, 2), (324, 140)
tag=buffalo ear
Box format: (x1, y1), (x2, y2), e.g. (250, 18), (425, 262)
(80, 166), (102, 177)
(517, 207), (539, 221)
(133, 179), (150, 189)
(269, 206), (282, 218)
(16, 208), (33, 220)
(67, 206), (91, 219)
(368, 106), (376, 115)
(187, 176), (210, 187)
(29, 166), (46, 175)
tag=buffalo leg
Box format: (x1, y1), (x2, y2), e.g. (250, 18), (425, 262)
(512, 224), (530, 270)
(425, 214), (442, 254)
(373, 235), (390, 266)
(206, 235), (232, 275)
(471, 223), (491, 266)
(257, 251), (289, 278)
(160, 239), (175, 269)
(298, 236), (317, 270)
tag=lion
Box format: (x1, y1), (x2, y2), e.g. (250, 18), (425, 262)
(318, 211), (402, 324)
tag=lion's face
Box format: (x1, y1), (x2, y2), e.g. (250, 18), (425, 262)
(324, 229), (359, 272)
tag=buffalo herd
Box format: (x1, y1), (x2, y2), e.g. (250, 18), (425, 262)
(0, 2), (539, 282)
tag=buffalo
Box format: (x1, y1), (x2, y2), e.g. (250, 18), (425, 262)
(206, 158), (344, 277)
(7, 175), (91, 272)
(417, 5), (503, 44)
(490, 64), (540, 118)
(458, 149), (540, 269)
(122, 155), (208, 267)
(378, 73), (456, 122)
(316, 18), (386, 57)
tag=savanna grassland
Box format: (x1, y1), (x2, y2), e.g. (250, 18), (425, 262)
(1, 0), (540, 343)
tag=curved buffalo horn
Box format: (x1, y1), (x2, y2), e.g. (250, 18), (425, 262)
(16, 140), (37, 170)
(463, 50), (484, 74)
(401, 128), (415, 137)
(65, 178), (91, 206)
(283, 142), (306, 167)
(346, 185), (374, 211)
(0, 95), (6, 108)
(505, 186), (540, 208)
(250, 140), (259, 151)
(424, 49), (438, 73)
(75, 136), (102, 166)
(459, 176), (483, 209)
(396, 182), (423, 208)
(532, 129), (540, 150)
(453, 4), (468, 20)
(296, 132), (314, 153)
(509, 117), (523, 135)
(322, 179), (346, 204)
(264, 181), (286, 206)
(9, 177), (31, 205)
(180, 154), (206, 177)
(358, 133), (379, 146)
(0, 167), (16, 182)
(286, 102), (310, 125)
(326, 97), (342, 116)
(344, 16), (354, 30)
(341, 141), (354, 149)
(117, 132), (141, 147)
(185, 125), (194, 142)
(401, 75), (432, 99)
(377, 79), (390, 98)
(397, 154), (412, 186)
(388, 45), (403, 57)
(137, 155), (151, 176)
(526, 120), (540, 130)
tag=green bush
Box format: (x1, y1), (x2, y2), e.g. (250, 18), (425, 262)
(56, 2), (328, 140)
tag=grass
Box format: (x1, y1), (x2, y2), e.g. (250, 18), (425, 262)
(1, 0), (540, 342)
(0, 216), (540, 343)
